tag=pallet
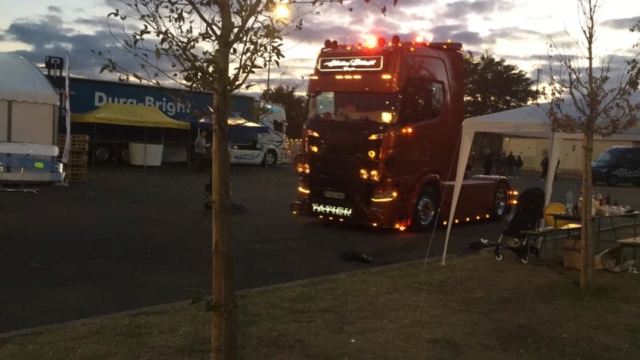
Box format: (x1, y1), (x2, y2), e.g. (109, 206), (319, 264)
(66, 172), (88, 182)
(58, 135), (90, 152)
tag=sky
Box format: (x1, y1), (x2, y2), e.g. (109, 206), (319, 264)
(1, 0), (639, 97)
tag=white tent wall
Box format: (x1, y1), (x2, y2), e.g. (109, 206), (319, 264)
(0, 100), (7, 141)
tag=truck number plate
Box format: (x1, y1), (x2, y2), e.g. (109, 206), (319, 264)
(324, 191), (345, 199)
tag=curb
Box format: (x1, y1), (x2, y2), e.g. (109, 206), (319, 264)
(0, 255), (449, 339)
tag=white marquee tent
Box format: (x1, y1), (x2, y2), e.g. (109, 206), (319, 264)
(0, 53), (59, 146)
(441, 93), (640, 264)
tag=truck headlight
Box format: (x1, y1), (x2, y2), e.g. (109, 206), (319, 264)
(359, 169), (381, 182)
(294, 154), (310, 175)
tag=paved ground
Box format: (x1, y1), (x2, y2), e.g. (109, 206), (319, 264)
(1, 163), (638, 333)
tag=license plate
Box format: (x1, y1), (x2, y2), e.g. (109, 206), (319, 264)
(324, 190), (345, 199)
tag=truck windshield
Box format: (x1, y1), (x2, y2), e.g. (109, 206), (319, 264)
(309, 92), (400, 124)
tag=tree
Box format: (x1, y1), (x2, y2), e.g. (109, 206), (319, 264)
(545, 0), (640, 291)
(101, 1), (392, 358)
(260, 85), (307, 139)
(464, 52), (539, 164)
(464, 51), (539, 118)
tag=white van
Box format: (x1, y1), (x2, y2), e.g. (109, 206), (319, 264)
(229, 102), (287, 166)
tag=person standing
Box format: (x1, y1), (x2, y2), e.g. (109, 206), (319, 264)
(482, 149), (493, 175)
(193, 130), (208, 172)
(514, 155), (523, 179)
(506, 151), (515, 177)
(540, 153), (549, 181)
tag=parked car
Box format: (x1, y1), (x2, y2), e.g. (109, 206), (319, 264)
(592, 146), (640, 186)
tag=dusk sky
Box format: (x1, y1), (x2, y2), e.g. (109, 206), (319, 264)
(1, 0), (639, 96)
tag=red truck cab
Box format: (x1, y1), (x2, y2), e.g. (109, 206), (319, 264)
(291, 36), (514, 230)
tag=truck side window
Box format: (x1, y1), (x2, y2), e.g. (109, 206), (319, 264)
(273, 120), (284, 133)
(401, 79), (445, 123)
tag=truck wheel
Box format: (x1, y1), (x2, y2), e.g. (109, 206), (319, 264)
(263, 150), (277, 167)
(120, 149), (130, 162)
(95, 147), (110, 162)
(491, 183), (509, 220)
(411, 187), (439, 230)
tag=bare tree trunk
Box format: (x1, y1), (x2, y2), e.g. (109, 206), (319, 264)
(580, 134), (595, 290)
(211, 1), (237, 358)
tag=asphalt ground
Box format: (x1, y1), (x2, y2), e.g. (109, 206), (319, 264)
(1, 163), (639, 333)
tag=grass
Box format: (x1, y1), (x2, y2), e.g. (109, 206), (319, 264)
(1, 251), (640, 360)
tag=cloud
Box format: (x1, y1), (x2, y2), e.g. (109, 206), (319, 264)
(442, 0), (514, 20)
(47, 6), (63, 13)
(602, 16), (640, 30)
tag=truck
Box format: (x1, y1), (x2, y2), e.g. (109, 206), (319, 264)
(290, 35), (516, 230)
(228, 101), (288, 166)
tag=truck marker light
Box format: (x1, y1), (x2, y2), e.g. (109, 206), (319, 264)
(344, 75), (353, 79)
(354, 75), (362, 79)
(401, 127), (413, 134)
(292, 211), (298, 215)
(310, 145), (319, 153)
(381, 112), (393, 123)
(511, 200), (518, 205)
(329, 217), (334, 221)
(455, 219), (459, 224)
(443, 221), (447, 226)
(466, 217), (470, 222)
(368, 150), (376, 159)
(307, 130), (320, 137)
(476, 216), (481, 220)
(381, 74), (392, 79)
(359, 169), (369, 180)
(368, 134), (384, 140)
(399, 226), (406, 231)
(339, 218), (344, 222)
(309, 75), (319, 80)
(485, 214), (490, 218)
(336, 75), (344, 79)
(298, 186), (310, 194)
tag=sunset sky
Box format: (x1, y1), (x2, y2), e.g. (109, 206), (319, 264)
(1, 0), (638, 96)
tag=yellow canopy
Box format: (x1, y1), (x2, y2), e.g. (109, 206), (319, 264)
(71, 103), (190, 129)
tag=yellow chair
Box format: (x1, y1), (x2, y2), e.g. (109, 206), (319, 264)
(544, 202), (569, 228)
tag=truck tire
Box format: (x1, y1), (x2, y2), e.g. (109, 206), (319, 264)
(491, 182), (510, 219)
(263, 150), (278, 167)
(95, 146), (110, 162)
(411, 186), (439, 230)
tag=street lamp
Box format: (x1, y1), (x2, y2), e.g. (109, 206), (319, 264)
(266, 3), (290, 103)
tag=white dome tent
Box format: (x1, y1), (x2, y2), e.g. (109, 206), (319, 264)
(0, 52), (59, 145)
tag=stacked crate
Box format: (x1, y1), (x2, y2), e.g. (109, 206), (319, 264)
(57, 134), (90, 182)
